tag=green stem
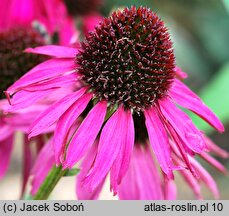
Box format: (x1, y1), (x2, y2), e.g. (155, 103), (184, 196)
(33, 165), (67, 200)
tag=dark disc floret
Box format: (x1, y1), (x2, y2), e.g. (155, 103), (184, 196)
(0, 27), (46, 99)
(63, 0), (103, 16)
(77, 6), (175, 112)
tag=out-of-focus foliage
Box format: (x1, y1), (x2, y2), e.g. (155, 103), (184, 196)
(191, 62), (229, 133)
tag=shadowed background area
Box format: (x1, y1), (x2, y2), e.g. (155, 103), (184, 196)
(0, 0), (228, 199)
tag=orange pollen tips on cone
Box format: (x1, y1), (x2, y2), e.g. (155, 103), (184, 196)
(77, 6), (175, 112)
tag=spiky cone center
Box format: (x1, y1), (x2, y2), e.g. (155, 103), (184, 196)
(77, 6), (175, 112)
(63, 0), (102, 16)
(0, 27), (46, 99)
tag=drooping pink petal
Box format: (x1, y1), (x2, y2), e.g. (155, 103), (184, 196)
(7, 58), (76, 94)
(189, 156), (220, 199)
(174, 67), (188, 79)
(200, 152), (228, 174)
(159, 98), (206, 153)
(25, 45), (78, 58)
(29, 87), (87, 138)
(76, 142), (105, 200)
(38, 0), (65, 34)
(23, 73), (77, 92)
(0, 121), (14, 141)
(144, 106), (173, 178)
(53, 93), (93, 165)
(21, 135), (33, 197)
(170, 79), (224, 132)
(63, 101), (107, 168)
(82, 106), (127, 191)
(169, 135), (197, 177)
(173, 155), (202, 199)
(59, 16), (79, 45)
(6, 89), (54, 112)
(164, 178), (177, 200)
(82, 14), (102, 36)
(0, 136), (14, 178)
(110, 109), (135, 194)
(204, 135), (229, 158)
(2, 105), (53, 133)
(118, 145), (164, 200)
(2, 0), (35, 30)
(31, 139), (55, 195)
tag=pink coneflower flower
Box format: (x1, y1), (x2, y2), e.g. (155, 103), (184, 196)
(31, 134), (227, 199)
(0, 0), (78, 45)
(7, 6), (225, 197)
(0, 22), (48, 184)
(0, 23), (75, 194)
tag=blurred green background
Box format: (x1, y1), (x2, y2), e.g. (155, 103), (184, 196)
(100, 0), (229, 199)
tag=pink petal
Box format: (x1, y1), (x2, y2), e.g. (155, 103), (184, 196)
(174, 67), (188, 79)
(83, 106), (126, 191)
(53, 94), (93, 165)
(2, 105), (49, 133)
(189, 157), (220, 199)
(82, 14), (102, 36)
(118, 145), (164, 200)
(59, 16), (79, 45)
(63, 101), (107, 168)
(0, 122), (14, 141)
(25, 45), (78, 58)
(144, 106), (173, 178)
(23, 73), (77, 91)
(21, 135), (33, 196)
(31, 140), (55, 195)
(169, 136), (197, 177)
(204, 135), (229, 158)
(76, 142), (105, 200)
(29, 88), (87, 138)
(6, 89), (54, 112)
(170, 79), (224, 132)
(173, 155), (202, 199)
(7, 58), (76, 94)
(200, 152), (228, 174)
(164, 178), (177, 200)
(110, 109), (135, 194)
(5, 0), (35, 29)
(0, 135), (14, 178)
(159, 98), (206, 153)
(181, 170), (203, 199)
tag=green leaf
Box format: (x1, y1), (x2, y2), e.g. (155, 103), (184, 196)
(190, 62), (229, 133)
(64, 168), (80, 177)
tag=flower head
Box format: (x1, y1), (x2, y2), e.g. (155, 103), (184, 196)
(6, 6), (225, 197)
(78, 6), (175, 112)
(0, 27), (46, 99)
